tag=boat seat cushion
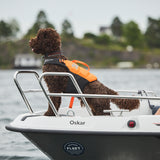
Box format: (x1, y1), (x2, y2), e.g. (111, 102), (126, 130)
(152, 106), (160, 115)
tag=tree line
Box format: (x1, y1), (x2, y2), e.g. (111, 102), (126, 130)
(84, 16), (160, 49)
(0, 10), (74, 42)
(0, 10), (160, 49)
(0, 10), (160, 69)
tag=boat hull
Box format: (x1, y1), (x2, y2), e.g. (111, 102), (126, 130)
(7, 126), (160, 160)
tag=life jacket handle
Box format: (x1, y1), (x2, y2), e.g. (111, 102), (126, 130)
(72, 60), (90, 71)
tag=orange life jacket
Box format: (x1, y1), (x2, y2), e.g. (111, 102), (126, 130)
(44, 58), (97, 93)
(60, 59), (97, 82)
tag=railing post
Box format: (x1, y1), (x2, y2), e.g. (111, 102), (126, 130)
(39, 75), (59, 117)
(39, 72), (93, 116)
(14, 70), (40, 113)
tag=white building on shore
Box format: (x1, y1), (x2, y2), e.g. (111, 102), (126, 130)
(14, 54), (42, 69)
(117, 61), (134, 69)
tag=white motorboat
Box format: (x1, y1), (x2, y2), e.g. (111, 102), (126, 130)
(6, 71), (160, 160)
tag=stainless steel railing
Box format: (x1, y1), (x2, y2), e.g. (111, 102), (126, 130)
(14, 70), (39, 113)
(39, 72), (93, 116)
(14, 70), (93, 116)
(14, 70), (160, 117)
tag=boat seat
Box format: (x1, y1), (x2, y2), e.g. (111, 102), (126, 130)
(152, 106), (160, 115)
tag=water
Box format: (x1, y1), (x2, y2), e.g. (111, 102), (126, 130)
(0, 69), (160, 160)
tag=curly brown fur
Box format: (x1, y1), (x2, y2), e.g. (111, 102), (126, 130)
(29, 28), (61, 54)
(29, 28), (140, 116)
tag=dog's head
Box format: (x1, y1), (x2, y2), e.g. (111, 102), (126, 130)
(29, 28), (61, 56)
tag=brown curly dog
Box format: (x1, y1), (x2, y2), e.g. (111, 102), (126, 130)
(29, 28), (140, 116)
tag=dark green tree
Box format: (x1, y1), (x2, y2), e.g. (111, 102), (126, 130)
(145, 17), (160, 48)
(94, 34), (110, 45)
(0, 20), (12, 41)
(83, 32), (97, 39)
(9, 19), (20, 38)
(111, 16), (123, 38)
(61, 19), (74, 39)
(25, 10), (55, 38)
(0, 19), (20, 41)
(123, 21), (144, 47)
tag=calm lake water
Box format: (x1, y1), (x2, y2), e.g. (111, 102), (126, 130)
(0, 69), (160, 160)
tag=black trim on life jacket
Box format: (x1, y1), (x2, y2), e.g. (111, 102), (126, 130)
(44, 58), (92, 93)
(65, 73), (89, 93)
(44, 58), (68, 69)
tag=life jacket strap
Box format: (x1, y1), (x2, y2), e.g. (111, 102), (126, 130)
(69, 97), (75, 109)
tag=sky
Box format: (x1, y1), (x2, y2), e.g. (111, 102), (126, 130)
(0, 0), (160, 38)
